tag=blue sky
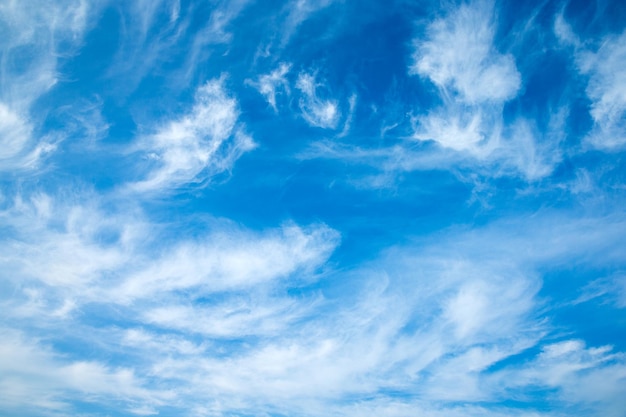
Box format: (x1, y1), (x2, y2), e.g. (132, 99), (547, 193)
(1, 0), (626, 416)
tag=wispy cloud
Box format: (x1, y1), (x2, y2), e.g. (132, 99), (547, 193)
(117, 211), (626, 415)
(0, 0), (88, 107)
(104, 0), (253, 95)
(113, 222), (339, 303)
(296, 70), (341, 129)
(574, 274), (626, 308)
(130, 77), (256, 192)
(0, 189), (338, 307)
(577, 32), (626, 149)
(0, 329), (166, 415)
(305, 0), (564, 184)
(554, 13), (626, 150)
(0, 188), (341, 414)
(0, 0), (91, 170)
(410, 0), (520, 103)
(0, 103), (44, 170)
(2, 1), (625, 416)
(408, 0), (562, 179)
(279, 0), (337, 47)
(2, 181), (626, 416)
(104, 0), (186, 94)
(247, 62), (292, 112)
(495, 339), (626, 417)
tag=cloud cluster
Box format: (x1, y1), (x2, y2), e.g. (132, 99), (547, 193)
(249, 65), (356, 134)
(2, 1), (625, 416)
(304, 0), (565, 184)
(408, 0), (561, 179)
(3, 187), (625, 416)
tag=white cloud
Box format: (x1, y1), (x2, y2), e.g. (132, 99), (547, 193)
(403, 0), (562, 180)
(0, 329), (164, 414)
(338, 94), (357, 137)
(412, 105), (498, 153)
(280, 0), (337, 46)
(105, 0), (186, 92)
(553, 12), (580, 48)
(132, 78), (256, 192)
(115, 210), (626, 416)
(163, 213), (624, 409)
(0, 193), (138, 296)
(577, 31), (626, 149)
(0, 0), (87, 107)
(296, 71), (341, 129)
(555, 15), (626, 149)
(103, 0), (253, 94)
(574, 274), (626, 308)
(0, 191), (339, 312)
(0, 103), (32, 160)
(305, 1), (563, 183)
(411, 0), (520, 104)
(0, 103), (49, 170)
(247, 63), (292, 111)
(411, 109), (560, 179)
(114, 222), (339, 302)
(0, 0), (90, 170)
(3, 189), (626, 416)
(0, 190), (341, 413)
(496, 340), (626, 417)
(311, 106), (565, 182)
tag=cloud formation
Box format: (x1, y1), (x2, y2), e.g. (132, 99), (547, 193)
(578, 31), (626, 149)
(411, 0), (520, 103)
(2, 1), (626, 416)
(0, 0), (90, 170)
(247, 63), (292, 111)
(132, 78), (256, 192)
(296, 71), (341, 129)
(4, 184), (625, 416)
(407, 0), (562, 179)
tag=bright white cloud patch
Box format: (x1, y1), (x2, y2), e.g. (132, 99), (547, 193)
(115, 223), (339, 302)
(0, 193), (338, 306)
(248, 62), (292, 111)
(412, 106), (494, 153)
(411, 0), (520, 103)
(133, 78), (256, 191)
(296, 71), (341, 129)
(404, 0), (563, 180)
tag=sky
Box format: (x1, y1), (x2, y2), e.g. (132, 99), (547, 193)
(1, 0), (626, 416)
